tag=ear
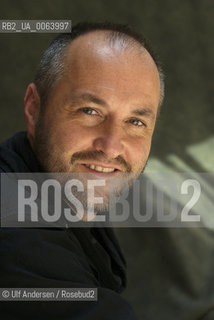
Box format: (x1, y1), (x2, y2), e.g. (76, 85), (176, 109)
(24, 83), (41, 146)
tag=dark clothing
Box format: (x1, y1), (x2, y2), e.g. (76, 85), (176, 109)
(0, 132), (138, 319)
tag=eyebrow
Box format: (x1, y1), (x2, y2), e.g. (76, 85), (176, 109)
(70, 92), (155, 120)
(70, 93), (108, 107)
(132, 108), (155, 120)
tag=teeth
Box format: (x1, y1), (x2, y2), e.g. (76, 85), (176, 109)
(85, 164), (115, 172)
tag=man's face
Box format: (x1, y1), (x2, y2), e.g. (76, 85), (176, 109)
(30, 32), (160, 213)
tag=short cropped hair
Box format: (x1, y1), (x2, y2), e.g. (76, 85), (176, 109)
(34, 22), (164, 109)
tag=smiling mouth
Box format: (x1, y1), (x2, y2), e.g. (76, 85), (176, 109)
(83, 164), (119, 173)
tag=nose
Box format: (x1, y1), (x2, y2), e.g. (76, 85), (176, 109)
(92, 121), (125, 159)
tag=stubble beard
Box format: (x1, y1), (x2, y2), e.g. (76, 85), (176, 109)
(33, 116), (147, 218)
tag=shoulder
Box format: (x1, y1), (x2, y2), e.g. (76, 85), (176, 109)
(0, 227), (98, 286)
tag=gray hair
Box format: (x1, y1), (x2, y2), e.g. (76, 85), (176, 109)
(34, 22), (165, 110)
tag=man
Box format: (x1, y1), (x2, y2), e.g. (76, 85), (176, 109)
(0, 22), (163, 319)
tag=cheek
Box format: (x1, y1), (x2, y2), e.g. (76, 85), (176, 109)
(50, 124), (94, 153)
(126, 137), (152, 164)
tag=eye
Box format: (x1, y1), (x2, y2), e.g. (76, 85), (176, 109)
(128, 118), (146, 127)
(81, 107), (98, 115)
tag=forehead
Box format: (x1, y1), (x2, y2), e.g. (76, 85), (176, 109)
(60, 31), (160, 109)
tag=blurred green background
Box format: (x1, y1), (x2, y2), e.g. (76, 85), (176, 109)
(0, 1), (213, 319)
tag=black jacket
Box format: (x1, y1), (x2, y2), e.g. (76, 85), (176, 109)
(0, 132), (139, 320)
